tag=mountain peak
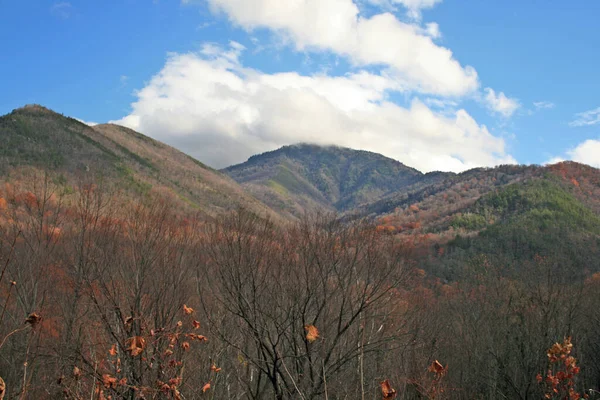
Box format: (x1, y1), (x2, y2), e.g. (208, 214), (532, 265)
(13, 104), (56, 115)
(224, 144), (424, 217)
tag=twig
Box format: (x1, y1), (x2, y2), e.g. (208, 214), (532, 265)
(19, 330), (34, 399)
(0, 232), (20, 287)
(323, 361), (328, 400)
(280, 355), (306, 400)
(0, 326), (28, 350)
(0, 282), (16, 328)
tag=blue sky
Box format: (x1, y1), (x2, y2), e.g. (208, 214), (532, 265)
(1, 0), (599, 171)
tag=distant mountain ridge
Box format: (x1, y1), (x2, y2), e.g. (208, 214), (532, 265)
(0, 104), (276, 217)
(223, 144), (425, 218)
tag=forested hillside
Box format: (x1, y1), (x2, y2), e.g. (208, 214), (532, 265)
(0, 105), (276, 217)
(224, 144), (423, 218)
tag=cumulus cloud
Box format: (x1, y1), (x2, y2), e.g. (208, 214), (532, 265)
(483, 88), (520, 118)
(570, 107), (600, 127)
(202, 0), (478, 96)
(112, 43), (515, 173)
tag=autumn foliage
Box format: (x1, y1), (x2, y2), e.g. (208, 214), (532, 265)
(0, 173), (600, 399)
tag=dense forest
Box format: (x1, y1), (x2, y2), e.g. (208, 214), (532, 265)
(0, 172), (599, 399)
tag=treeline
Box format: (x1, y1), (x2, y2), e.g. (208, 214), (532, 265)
(0, 173), (599, 399)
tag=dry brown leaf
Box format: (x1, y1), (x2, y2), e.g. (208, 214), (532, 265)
(126, 336), (146, 357)
(102, 374), (117, 389)
(305, 325), (319, 342)
(380, 379), (397, 399)
(72, 366), (81, 379)
(189, 334), (208, 342)
(428, 360), (447, 376)
(25, 312), (42, 327)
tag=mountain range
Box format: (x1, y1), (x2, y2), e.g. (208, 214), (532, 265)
(2, 105), (600, 274)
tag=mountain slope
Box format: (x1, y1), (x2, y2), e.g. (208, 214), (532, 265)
(354, 161), (600, 277)
(0, 105), (276, 217)
(223, 144), (424, 218)
(443, 177), (600, 277)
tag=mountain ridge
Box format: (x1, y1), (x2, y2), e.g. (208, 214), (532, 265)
(0, 104), (278, 218)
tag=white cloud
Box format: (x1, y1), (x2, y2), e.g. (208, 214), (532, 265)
(423, 22), (441, 39)
(392, 0), (444, 20)
(547, 139), (600, 168)
(483, 88), (520, 118)
(203, 0), (478, 96)
(567, 139), (600, 167)
(75, 118), (98, 127)
(533, 101), (555, 110)
(570, 107), (600, 127)
(112, 43), (515, 173)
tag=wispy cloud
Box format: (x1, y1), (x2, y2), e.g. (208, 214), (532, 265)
(362, 0), (443, 20)
(483, 88), (520, 118)
(570, 107), (600, 127)
(51, 2), (72, 19)
(533, 101), (555, 110)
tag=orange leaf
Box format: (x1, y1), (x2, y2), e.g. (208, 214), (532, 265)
(305, 325), (319, 343)
(126, 336), (146, 357)
(108, 344), (117, 356)
(211, 364), (222, 373)
(181, 342), (190, 351)
(380, 380), (397, 399)
(102, 374), (117, 389)
(183, 304), (194, 315)
(192, 320), (201, 330)
(202, 382), (211, 393)
(428, 360), (447, 376)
